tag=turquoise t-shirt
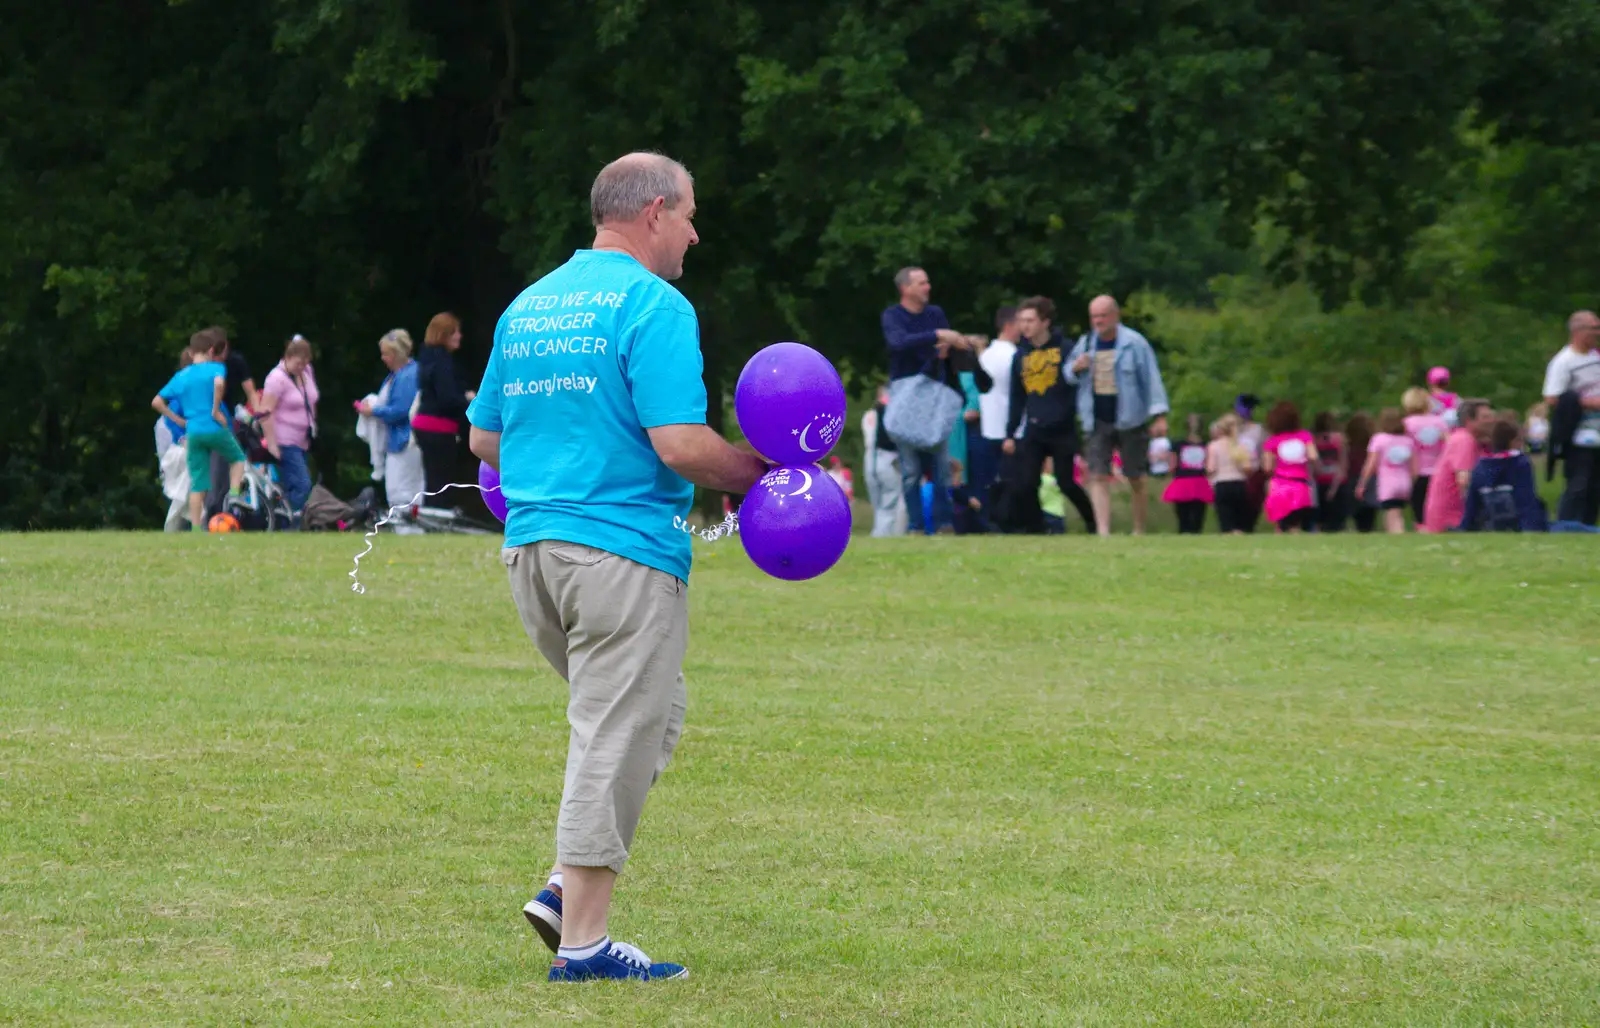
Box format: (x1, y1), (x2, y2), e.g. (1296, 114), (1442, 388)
(158, 363), (226, 437)
(468, 250), (708, 581)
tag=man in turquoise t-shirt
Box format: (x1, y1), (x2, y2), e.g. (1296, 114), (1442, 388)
(469, 152), (765, 984)
(152, 329), (248, 530)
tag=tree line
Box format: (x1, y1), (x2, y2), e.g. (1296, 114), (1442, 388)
(3, 0), (1597, 527)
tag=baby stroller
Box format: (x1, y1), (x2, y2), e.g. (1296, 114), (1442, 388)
(228, 407), (297, 531)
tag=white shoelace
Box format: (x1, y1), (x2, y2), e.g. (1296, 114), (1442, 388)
(608, 940), (652, 970)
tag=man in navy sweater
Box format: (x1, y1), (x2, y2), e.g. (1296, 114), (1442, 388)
(880, 266), (976, 532)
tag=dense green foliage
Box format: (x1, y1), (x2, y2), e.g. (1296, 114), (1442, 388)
(3, 0), (1598, 526)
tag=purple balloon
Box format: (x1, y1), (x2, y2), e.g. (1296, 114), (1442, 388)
(478, 461), (508, 523)
(735, 342), (847, 466)
(739, 464), (852, 581)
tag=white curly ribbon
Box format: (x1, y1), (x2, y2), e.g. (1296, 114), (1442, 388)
(674, 510), (740, 543)
(349, 484), (497, 595)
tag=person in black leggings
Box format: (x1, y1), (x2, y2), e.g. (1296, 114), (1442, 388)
(1343, 411), (1378, 533)
(413, 311), (476, 496)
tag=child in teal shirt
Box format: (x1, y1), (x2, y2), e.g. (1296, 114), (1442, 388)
(153, 330), (248, 530)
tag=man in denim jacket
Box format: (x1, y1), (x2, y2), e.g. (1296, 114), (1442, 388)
(1065, 296), (1169, 536)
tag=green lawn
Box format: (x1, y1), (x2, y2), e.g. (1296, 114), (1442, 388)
(1, 532), (1596, 1026)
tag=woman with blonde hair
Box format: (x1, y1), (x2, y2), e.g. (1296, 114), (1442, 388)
(356, 328), (424, 513)
(1206, 411), (1254, 533)
(1401, 386), (1448, 526)
(413, 312), (477, 495)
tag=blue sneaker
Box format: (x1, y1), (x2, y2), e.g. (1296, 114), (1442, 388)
(523, 887), (563, 953)
(548, 938), (688, 982)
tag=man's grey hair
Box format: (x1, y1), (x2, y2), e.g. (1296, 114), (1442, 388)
(590, 152), (692, 227)
(1567, 309), (1599, 334)
(893, 266), (924, 290)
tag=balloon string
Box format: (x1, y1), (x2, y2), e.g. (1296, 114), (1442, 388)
(351, 490), (740, 596)
(675, 510), (740, 543)
(349, 484), (499, 595)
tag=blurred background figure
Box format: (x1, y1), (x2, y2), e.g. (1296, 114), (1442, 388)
(1207, 413), (1253, 534)
(1428, 366), (1460, 425)
(860, 384), (907, 537)
(1311, 411), (1347, 532)
(1162, 414), (1212, 534)
(413, 312), (475, 496)
(260, 334), (319, 516)
(154, 345), (195, 531)
(356, 329), (424, 518)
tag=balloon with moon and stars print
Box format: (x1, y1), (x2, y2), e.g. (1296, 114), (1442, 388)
(734, 342), (847, 466)
(739, 463), (852, 581)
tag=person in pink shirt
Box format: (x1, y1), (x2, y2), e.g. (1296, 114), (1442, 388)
(1357, 408), (1418, 533)
(1401, 387), (1449, 525)
(260, 335), (320, 513)
(1427, 366), (1461, 424)
(1421, 398), (1494, 533)
(1260, 400), (1319, 533)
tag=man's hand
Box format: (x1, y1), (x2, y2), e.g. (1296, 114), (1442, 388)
(965, 334), (986, 353)
(465, 390), (477, 403)
(1002, 438), (1015, 455)
(1150, 415), (1168, 438)
(963, 408), (980, 424)
(1072, 353), (1091, 373)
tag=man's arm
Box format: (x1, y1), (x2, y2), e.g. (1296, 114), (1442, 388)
(648, 424), (767, 494)
(1063, 337), (1085, 384)
(469, 426), (501, 472)
(1005, 350), (1024, 442)
(1140, 340), (1170, 420)
(882, 308), (937, 351)
(882, 308), (965, 352)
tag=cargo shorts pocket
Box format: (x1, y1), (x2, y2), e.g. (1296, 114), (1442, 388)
(546, 542), (614, 567)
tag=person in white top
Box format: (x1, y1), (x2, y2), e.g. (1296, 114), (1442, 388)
(1543, 309), (1600, 524)
(972, 305), (1021, 509)
(860, 383), (908, 536)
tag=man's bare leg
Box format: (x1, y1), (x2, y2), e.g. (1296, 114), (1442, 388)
(1090, 477), (1113, 537)
(558, 864), (617, 947)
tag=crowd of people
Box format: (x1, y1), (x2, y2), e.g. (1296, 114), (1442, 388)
(862, 270), (1600, 536)
(150, 313), (476, 531)
(147, 266), (1600, 539)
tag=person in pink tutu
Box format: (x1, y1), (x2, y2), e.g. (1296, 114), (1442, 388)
(1260, 401), (1319, 533)
(1356, 408), (1418, 534)
(1162, 413), (1214, 533)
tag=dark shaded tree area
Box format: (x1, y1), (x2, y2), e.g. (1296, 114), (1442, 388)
(2, 0), (1597, 527)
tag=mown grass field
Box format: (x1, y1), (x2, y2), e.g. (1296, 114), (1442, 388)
(1, 531), (1596, 1026)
